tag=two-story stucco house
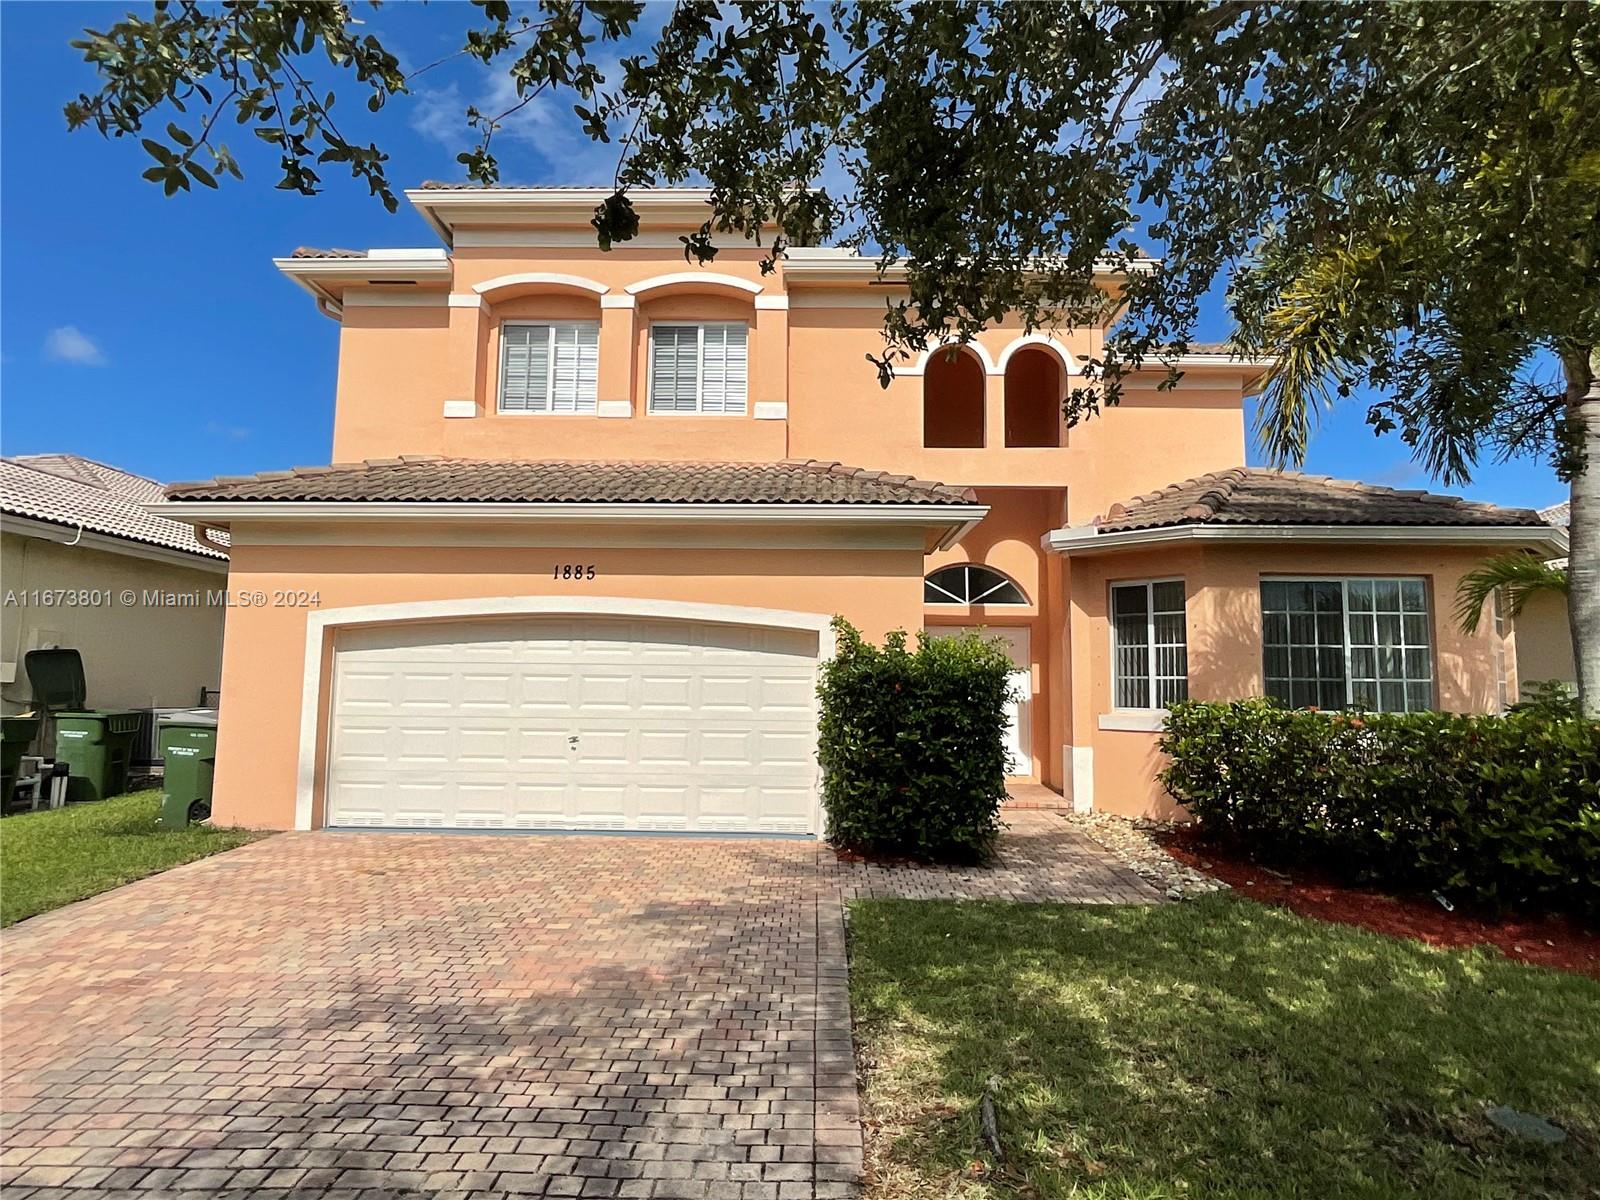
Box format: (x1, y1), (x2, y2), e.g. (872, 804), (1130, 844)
(155, 185), (1566, 834)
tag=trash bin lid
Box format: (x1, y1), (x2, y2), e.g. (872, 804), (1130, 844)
(24, 649), (86, 711)
(158, 708), (220, 729)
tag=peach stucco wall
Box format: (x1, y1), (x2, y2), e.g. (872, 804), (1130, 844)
(323, 239), (1251, 522)
(209, 534), (925, 830)
(1066, 542), (1518, 819)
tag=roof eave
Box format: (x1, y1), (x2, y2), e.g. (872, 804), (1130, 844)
(2, 511), (228, 570)
(151, 498), (987, 539)
(1042, 522), (1567, 556)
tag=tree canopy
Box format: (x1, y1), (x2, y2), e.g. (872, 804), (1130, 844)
(66, 0), (1600, 705)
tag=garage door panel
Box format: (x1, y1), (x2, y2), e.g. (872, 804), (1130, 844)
(327, 616), (819, 833)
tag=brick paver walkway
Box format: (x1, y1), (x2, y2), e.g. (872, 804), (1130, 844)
(1, 812), (1156, 1199)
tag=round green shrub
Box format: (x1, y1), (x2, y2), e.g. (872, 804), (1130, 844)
(817, 618), (1013, 862)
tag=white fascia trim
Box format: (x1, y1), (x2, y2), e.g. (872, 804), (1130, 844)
(1, 513), (228, 572)
(1098, 710), (1167, 733)
(152, 500), (989, 529)
(472, 271), (610, 297)
(994, 333), (1081, 375)
(408, 186), (714, 208)
(753, 294), (790, 311)
(273, 257), (453, 282)
(902, 339), (999, 377)
(626, 271), (763, 297)
(780, 255), (1159, 283)
(1042, 522), (1569, 555)
(455, 229), (699, 249)
(368, 247), (450, 261)
(295, 595), (837, 832)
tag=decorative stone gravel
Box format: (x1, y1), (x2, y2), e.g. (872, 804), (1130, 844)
(1062, 811), (1228, 900)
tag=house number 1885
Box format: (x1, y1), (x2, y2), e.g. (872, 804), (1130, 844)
(553, 564), (597, 580)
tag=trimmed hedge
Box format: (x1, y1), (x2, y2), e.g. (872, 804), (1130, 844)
(817, 619), (1013, 862)
(1160, 699), (1600, 915)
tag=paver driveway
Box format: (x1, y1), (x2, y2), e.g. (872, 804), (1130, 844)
(1, 812), (1157, 1199)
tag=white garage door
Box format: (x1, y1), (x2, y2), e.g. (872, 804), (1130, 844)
(325, 617), (821, 834)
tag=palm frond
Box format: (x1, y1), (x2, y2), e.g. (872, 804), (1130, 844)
(1453, 552), (1568, 634)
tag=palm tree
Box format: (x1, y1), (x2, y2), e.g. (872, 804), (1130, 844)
(1454, 553), (1570, 635)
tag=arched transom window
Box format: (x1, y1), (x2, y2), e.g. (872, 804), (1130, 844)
(924, 565), (1028, 605)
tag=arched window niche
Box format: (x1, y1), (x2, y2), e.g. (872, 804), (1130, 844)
(1003, 345), (1064, 447)
(922, 347), (987, 448)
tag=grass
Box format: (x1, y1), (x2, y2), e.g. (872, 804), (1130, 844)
(0, 790), (264, 927)
(849, 894), (1600, 1200)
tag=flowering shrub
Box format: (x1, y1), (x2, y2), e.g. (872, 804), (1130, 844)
(1159, 699), (1600, 915)
(817, 619), (1013, 862)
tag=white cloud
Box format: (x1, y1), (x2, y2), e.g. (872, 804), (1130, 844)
(409, 67), (625, 185)
(43, 326), (107, 367)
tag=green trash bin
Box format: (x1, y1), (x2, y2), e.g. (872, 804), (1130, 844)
(55, 710), (141, 802)
(158, 709), (219, 828)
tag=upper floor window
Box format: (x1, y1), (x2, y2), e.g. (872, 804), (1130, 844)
(499, 322), (599, 414)
(1112, 580), (1189, 709)
(924, 564), (1027, 605)
(649, 323), (748, 414)
(1261, 578), (1433, 712)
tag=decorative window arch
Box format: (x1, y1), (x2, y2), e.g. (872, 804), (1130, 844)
(924, 564), (1028, 605)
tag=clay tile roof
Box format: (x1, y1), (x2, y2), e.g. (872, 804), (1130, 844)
(2, 455), (226, 559)
(289, 247), (367, 259)
(165, 458), (978, 506)
(1541, 500), (1570, 527)
(1096, 468), (1544, 533)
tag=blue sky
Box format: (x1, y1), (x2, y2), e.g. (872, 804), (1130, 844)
(0, 2), (1564, 509)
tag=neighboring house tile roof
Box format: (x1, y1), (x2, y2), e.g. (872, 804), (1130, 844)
(165, 457), (977, 506)
(289, 247), (366, 259)
(1095, 468), (1545, 533)
(1, 455), (227, 559)
(1541, 501), (1570, 527)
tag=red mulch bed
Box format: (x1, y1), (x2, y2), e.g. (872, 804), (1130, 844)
(1157, 827), (1600, 980)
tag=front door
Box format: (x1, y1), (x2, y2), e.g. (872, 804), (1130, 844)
(926, 626), (1032, 776)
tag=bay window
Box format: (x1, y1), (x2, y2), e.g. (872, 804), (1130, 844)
(1261, 577), (1434, 712)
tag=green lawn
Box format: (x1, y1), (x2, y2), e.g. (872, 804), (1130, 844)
(850, 895), (1600, 1200)
(0, 790), (264, 927)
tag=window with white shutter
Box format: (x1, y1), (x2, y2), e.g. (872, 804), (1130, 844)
(1111, 580), (1189, 709)
(649, 323), (748, 414)
(498, 322), (598, 413)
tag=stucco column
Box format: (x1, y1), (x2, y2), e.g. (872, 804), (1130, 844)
(598, 295), (637, 416)
(753, 296), (790, 423)
(445, 294), (488, 414)
(1063, 559), (1099, 813)
(985, 371), (1005, 449)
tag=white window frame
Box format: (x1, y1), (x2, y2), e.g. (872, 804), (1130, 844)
(923, 564), (1028, 606)
(646, 322), (749, 415)
(1109, 579), (1188, 711)
(497, 321), (599, 415)
(1260, 575), (1435, 713)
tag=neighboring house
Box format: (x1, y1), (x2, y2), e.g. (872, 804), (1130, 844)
(152, 185), (1564, 830)
(1, 454), (227, 715)
(1512, 500), (1576, 690)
